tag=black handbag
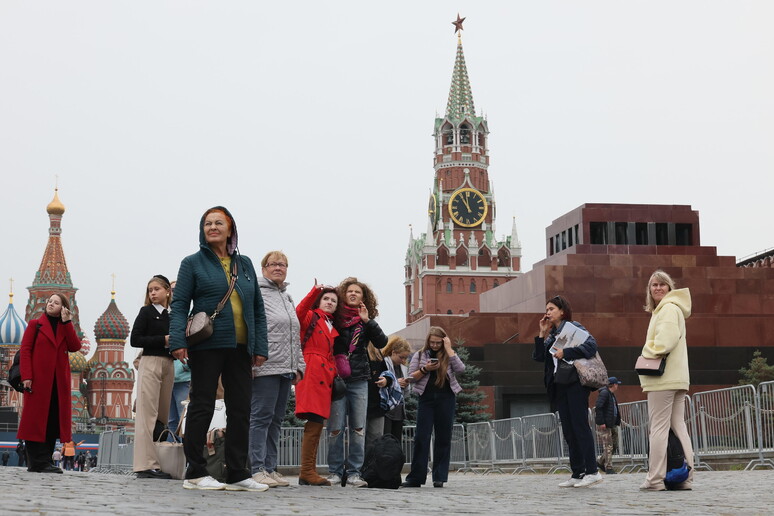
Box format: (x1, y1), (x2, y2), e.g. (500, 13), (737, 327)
(554, 359), (579, 385)
(8, 323), (40, 392)
(331, 376), (347, 401)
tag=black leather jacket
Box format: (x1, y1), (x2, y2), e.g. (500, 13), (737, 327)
(334, 319), (387, 383)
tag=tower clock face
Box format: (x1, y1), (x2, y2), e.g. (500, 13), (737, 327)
(448, 188), (487, 227)
(428, 193), (438, 225)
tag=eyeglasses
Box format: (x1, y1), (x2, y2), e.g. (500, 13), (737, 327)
(265, 262), (288, 269)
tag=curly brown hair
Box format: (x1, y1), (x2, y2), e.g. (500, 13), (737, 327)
(336, 277), (379, 319)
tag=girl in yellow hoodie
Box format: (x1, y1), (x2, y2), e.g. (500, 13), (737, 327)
(638, 270), (694, 491)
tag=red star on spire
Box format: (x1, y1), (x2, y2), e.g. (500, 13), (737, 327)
(452, 13), (466, 35)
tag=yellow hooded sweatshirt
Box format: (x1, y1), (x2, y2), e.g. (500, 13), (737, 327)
(639, 288), (691, 392)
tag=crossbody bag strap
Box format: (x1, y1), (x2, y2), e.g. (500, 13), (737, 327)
(211, 259), (238, 320)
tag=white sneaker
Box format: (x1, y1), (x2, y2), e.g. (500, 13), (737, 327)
(183, 476), (226, 490)
(558, 477), (582, 488)
(252, 470), (279, 488)
(327, 474), (342, 486)
(346, 474), (368, 488)
(575, 472), (603, 488)
(269, 470), (290, 487)
(225, 478), (270, 492)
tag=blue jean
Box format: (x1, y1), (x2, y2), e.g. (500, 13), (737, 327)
(406, 389), (456, 484)
(249, 374), (292, 473)
(326, 379), (367, 477)
(167, 381), (190, 442)
(556, 381), (598, 477)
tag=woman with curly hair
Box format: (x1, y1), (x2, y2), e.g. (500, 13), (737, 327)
(326, 277), (387, 487)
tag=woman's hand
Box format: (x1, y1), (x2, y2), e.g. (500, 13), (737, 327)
(425, 360), (440, 371)
(554, 348), (564, 360)
(443, 336), (455, 356)
(253, 355), (267, 367)
(22, 380), (32, 391)
(375, 376), (387, 388)
(172, 348), (188, 364)
(61, 307), (72, 323)
(538, 315), (551, 338)
(358, 302), (369, 323)
(293, 371), (301, 385)
(397, 377), (409, 388)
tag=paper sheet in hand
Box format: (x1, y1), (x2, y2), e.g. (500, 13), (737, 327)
(549, 322), (589, 364)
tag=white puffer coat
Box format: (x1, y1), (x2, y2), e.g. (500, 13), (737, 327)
(252, 277), (305, 378)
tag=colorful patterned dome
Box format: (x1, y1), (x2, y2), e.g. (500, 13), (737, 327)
(0, 294), (27, 344)
(69, 351), (89, 373)
(79, 336), (91, 355)
(93, 292), (130, 340)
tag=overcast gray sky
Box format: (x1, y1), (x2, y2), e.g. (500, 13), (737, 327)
(2, 2), (773, 358)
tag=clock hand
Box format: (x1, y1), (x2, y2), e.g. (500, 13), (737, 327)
(461, 195), (472, 212)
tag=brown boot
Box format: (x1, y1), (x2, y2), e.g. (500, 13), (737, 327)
(298, 421), (331, 486)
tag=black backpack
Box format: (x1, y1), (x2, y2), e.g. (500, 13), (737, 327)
(360, 434), (405, 489)
(664, 429), (691, 489)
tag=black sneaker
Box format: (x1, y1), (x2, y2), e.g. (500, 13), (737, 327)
(136, 469), (172, 479)
(605, 468), (616, 475)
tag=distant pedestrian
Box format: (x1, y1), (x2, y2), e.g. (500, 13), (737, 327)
(16, 441), (25, 467)
(52, 448), (62, 468)
(595, 377), (622, 474)
(2, 450), (9, 466)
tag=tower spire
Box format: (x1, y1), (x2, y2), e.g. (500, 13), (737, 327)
(445, 15), (475, 120)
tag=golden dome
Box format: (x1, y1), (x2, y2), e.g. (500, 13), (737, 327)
(46, 189), (65, 215)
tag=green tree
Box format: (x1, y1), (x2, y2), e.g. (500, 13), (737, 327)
(283, 388), (305, 427)
(453, 342), (490, 424)
(739, 350), (774, 388)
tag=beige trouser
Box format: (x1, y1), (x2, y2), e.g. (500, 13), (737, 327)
(645, 389), (694, 486)
(133, 355), (175, 472)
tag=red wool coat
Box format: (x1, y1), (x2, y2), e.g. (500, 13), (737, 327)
(294, 286), (338, 419)
(17, 316), (81, 443)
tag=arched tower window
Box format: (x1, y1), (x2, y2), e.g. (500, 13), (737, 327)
(470, 280), (476, 293)
(493, 280), (499, 288)
(498, 248), (510, 267)
(457, 246), (469, 267)
(446, 279), (453, 293)
(460, 123), (471, 144)
(437, 246), (450, 267)
(478, 247), (492, 268)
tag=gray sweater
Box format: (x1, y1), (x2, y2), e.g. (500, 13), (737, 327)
(251, 277), (305, 378)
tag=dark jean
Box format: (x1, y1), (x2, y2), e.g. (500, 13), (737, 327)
(405, 389), (456, 485)
(248, 374), (292, 473)
(555, 381), (598, 477)
(183, 345), (252, 483)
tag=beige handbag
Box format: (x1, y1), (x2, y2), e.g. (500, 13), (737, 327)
(574, 352), (608, 389)
(154, 430), (185, 479)
(635, 355), (667, 376)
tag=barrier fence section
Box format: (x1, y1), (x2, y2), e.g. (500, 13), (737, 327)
(89, 382), (774, 475)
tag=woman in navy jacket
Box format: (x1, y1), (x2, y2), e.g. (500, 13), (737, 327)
(169, 206), (269, 492)
(533, 295), (602, 488)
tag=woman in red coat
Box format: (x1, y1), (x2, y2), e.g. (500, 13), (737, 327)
(294, 283), (338, 486)
(18, 293), (82, 473)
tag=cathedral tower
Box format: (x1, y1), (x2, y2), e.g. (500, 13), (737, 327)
(86, 289), (134, 430)
(26, 188), (84, 337)
(405, 20), (522, 324)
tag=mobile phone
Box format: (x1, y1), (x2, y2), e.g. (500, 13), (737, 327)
(428, 358), (439, 364)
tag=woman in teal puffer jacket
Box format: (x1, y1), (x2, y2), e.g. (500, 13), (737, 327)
(169, 206), (269, 492)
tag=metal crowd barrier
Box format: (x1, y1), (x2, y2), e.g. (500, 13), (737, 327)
(93, 429), (133, 474)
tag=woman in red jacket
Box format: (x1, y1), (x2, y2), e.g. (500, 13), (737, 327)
(294, 283), (339, 486)
(17, 293), (82, 473)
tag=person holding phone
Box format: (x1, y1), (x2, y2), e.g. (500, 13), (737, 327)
(402, 326), (465, 489)
(17, 293), (82, 473)
(533, 295), (602, 488)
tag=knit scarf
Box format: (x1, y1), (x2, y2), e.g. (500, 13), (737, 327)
(337, 305), (363, 354)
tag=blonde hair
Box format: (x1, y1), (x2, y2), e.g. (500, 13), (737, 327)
(261, 251), (288, 268)
(644, 269), (676, 312)
(382, 335), (410, 357)
(366, 342), (384, 362)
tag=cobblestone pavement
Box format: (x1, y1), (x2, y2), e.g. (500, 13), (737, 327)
(1, 467), (773, 515)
